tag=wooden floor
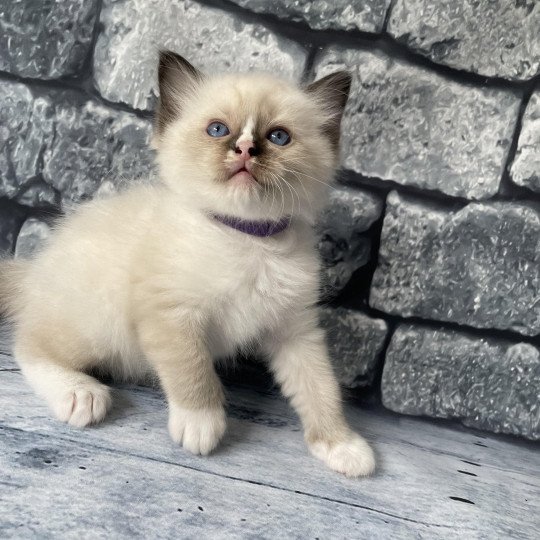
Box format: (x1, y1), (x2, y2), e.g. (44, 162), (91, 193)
(1, 345), (539, 539)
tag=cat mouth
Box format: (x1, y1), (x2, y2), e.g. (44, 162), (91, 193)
(228, 166), (259, 185)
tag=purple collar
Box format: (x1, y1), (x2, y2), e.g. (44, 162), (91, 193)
(210, 213), (291, 237)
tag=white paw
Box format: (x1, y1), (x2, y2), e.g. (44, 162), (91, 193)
(168, 404), (226, 456)
(52, 383), (112, 428)
(309, 432), (375, 477)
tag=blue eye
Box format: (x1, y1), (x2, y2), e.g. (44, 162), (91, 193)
(206, 121), (230, 137)
(267, 128), (291, 146)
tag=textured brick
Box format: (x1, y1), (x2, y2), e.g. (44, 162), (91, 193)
(0, 79), (154, 207)
(43, 101), (154, 205)
(511, 91), (540, 193)
(229, 0), (391, 33)
(0, 0), (99, 79)
(314, 47), (520, 200)
(320, 306), (388, 388)
(382, 324), (540, 439)
(94, 0), (307, 110)
(15, 218), (51, 259)
(370, 191), (540, 336)
(0, 81), (54, 202)
(317, 185), (383, 297)
(15, 180), (58, 209)
(0, 200), (26, 254)
(387, 0), (540, 81)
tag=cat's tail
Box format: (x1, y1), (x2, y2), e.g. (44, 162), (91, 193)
(0, 257), (26, 318)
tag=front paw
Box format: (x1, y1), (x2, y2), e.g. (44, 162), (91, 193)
(168, 404), (226, 456)
(309, 432), (375, 477)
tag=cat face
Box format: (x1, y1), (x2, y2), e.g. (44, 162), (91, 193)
(154, 51), (351, 222)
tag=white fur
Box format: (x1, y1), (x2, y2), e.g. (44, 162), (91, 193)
(7, 70), (375, 477)
(20, 361), (112, 428)
(309, 433), (376, 477)
(168, 404), (227, 456)
(236, 116), (255, 144)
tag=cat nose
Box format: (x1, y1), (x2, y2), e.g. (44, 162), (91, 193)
(235, 140), (259, 159)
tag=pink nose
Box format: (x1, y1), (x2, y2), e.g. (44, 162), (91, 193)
(235, 140), (258, 160)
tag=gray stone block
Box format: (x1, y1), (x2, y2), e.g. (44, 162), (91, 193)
(229, 0), (391, 33)
(0, 81), (54, 201)
(320, 306), (388, 388)
(314, 47), (520, 200)
(94, 0), (307, 110)
(511, 90), (540, 193)
(43, 101), (155, 205)
(0, 201), (26, 254)
(15, 218), (51, 259)
(15, 180), (58, 209)
(0, 0), (99, 79)
(382, 324), (540, 440)
(0, 79), (154, 207)
(387, 0), (540, 81)
(317, 185), (383, 297)
(370, 191), (540, 337)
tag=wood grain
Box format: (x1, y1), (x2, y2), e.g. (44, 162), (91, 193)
(1, 347), (538, 539)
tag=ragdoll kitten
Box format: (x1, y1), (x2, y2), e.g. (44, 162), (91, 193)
(0, 51), (375, 477)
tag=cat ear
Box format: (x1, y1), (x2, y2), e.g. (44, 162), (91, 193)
(155, 50), (203, 137)
(306, 71), (352, 147)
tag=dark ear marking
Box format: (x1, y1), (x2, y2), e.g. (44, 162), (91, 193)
(306, 71), (352, 149)
(155, 50), (203, 137)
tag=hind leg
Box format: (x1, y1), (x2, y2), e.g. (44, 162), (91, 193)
(14, 338), (112, 428)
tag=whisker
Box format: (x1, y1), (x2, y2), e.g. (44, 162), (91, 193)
(266, 171), (279, 217)
(281, 176), (301, 221)
(291, 172), (314, 216)
(256, 162), (320, 219)
(283, 177), (296, 220)
(276, 174), (286, 219)
(276, 158), (339, 190)
(267, 170), (286, 219)
(269, 177), (276, 216)
(278, 166), (337, 191)
(255, 164), (287, 218)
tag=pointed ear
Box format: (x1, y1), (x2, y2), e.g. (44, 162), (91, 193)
(306, 71), (352, 148)
(155, 50), (203, 137)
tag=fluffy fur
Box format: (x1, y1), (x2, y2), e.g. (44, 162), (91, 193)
(0, 52), (375, 477)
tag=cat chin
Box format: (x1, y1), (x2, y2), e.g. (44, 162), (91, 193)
(211, 191), (292, 221)
(163, 173), (304, 221)
(227, 170), (258, 188)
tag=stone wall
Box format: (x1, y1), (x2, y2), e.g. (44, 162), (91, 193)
(0, 0), (538, 440)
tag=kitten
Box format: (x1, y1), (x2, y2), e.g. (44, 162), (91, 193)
(0, 51), (375, 477)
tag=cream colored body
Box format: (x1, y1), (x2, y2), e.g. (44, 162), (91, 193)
(3, 58), (375, 477)
(16, 184), (318, 378)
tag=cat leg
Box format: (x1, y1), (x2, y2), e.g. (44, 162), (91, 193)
(264, 313), (375, 477)
(136, 313), (226, 456)
(15, 340), (112, 428)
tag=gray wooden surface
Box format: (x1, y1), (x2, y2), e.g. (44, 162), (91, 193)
(1, 346), (539, 539)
